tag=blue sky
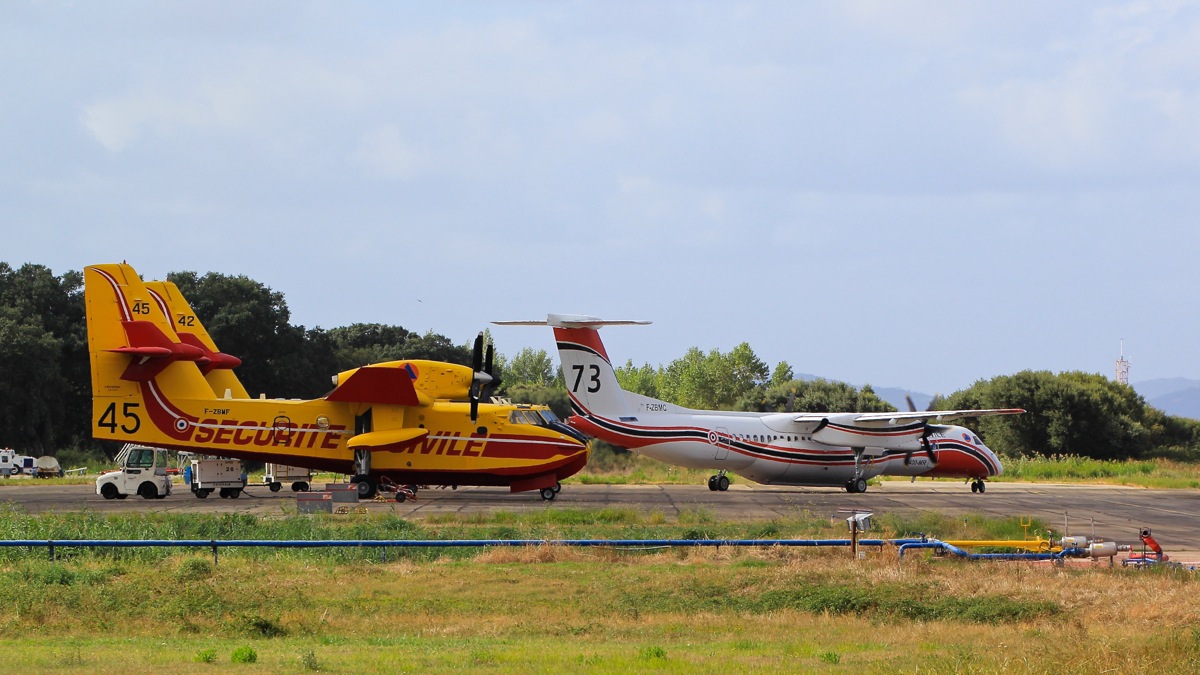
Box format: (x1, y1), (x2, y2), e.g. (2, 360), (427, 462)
(4, 1), (1198, 395)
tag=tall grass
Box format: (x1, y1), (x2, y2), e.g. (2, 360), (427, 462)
(996, 454), (1200, 488)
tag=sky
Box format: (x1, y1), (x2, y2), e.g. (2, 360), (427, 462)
(3, 1), (1199, 395)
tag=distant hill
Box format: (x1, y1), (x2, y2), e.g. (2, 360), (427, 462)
(1135, 378), (1200, 420)
(1134, 377), (1200, 401)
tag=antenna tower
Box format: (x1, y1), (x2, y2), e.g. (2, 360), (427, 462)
(1115, 340), (1130, 385)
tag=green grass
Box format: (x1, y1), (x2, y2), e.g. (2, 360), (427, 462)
(992, 454), (1200, 488)
(0, 511), (1198, 672)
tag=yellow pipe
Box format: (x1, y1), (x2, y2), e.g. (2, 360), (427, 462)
(941, 539), (1056, 552)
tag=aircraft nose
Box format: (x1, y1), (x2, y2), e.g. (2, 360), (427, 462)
(926, 446), (999, 480)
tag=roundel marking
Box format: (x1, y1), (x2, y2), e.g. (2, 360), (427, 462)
(175, 419), (190, 432)
(708, 430), (719, 445)
(403, 363), (419, 379)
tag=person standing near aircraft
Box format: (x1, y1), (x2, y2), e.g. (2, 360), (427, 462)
(495, 314), (1022, 493)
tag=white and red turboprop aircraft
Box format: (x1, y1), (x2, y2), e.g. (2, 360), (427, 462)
(495, 314), (1023, 494)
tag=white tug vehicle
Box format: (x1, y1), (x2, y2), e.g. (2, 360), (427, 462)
(96, 444), (173, 500)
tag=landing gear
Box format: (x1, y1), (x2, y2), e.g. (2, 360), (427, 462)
(351, 448), (376, 499)
(351, 475), (378, 500)
(970, 479), (986, 494)
(707, 470), (730, 492)
(540, 486), (557, 501)
(845, 447), (869, 493)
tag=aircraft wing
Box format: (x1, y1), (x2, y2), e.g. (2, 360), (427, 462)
(794, 409), (1024, 425)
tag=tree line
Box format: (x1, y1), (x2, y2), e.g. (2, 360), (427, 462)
(2, 262), (1197, 461)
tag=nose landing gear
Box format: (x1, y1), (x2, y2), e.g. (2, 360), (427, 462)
(539, 481), (562, 501)
(970, 479), (987, 493)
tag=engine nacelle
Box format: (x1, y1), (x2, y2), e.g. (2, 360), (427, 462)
(810, 414), (927, 450)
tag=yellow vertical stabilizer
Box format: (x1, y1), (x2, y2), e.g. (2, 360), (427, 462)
(85, 264), (218, 445)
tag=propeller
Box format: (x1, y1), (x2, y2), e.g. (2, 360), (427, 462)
(903, 394), (939, 466)
(468, 332), (498, 423)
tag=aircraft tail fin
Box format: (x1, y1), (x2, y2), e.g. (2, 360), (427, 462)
(495, 314), (652, 419)
(85, 264), (216, 401)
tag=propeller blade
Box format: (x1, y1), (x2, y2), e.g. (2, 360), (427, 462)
(905, 394), (917, 413)
(482, 342), (501, 396)
(468, 333), (485, 420)
(471, 333), (484, 374)
(921, 422), (938, 464)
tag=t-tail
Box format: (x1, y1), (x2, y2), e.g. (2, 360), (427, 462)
(495, 314), (660, 420)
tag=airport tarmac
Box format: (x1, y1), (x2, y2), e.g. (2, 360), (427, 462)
(2, 480), (1198, 554)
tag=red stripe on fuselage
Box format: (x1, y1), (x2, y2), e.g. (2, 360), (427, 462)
(138, 381), (198, 442)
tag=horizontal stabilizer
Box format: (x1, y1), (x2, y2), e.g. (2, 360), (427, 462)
(493, 313), (651, 329)
(109, 320), (206, 382)
(176, 332), (243, 374)
(326, 366), (421, 406)
(347, 428), (429, 451)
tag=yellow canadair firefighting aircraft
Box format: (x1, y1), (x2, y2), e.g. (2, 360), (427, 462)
(86, 263), (588, 500)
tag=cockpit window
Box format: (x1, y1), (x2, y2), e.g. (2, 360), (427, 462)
(538, 409), (561, 424)
(509, 410), (542, 425)
(972, 435), (982, 445)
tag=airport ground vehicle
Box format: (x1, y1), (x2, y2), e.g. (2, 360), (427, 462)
(262, 463), (311, 492)
(96, 444), (173, 499)
(1, 449), (35, 476)
(186, 457), (246, 499)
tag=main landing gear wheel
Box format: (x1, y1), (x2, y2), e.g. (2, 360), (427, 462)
(708, 472), (730, 491)
(351, 475), (378, 500)
(552, 481), (561, 495)
(971, 480), (986, 493)
(540, 487), (557, 501)
(845, 477), (868, 494)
